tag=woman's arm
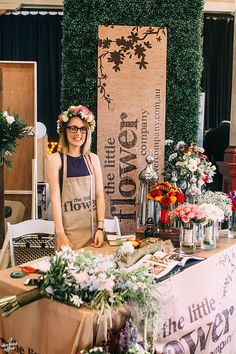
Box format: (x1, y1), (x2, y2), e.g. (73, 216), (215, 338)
(90, 153), (105, 247)
(46, 153), (70, 250)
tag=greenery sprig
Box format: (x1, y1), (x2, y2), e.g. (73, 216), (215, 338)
(0, 111), (30, 170)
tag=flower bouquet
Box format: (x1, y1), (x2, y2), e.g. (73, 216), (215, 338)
(147, 181), (184, 231)
(198, 191), (232, 237)
(170, 203), (206, 253)
(0, 247), (160, 353)
(199, 203), (224, 249)
(163, 141), (216, 194)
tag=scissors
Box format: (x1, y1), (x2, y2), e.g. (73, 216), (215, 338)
(20, 265), (45, 275)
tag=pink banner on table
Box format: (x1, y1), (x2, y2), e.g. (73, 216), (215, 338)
(97, 25), (167, 233)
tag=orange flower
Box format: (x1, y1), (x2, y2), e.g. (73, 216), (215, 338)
(147, 181), (184, 207)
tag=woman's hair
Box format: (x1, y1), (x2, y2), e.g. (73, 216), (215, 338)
(57, 105), (95, 155)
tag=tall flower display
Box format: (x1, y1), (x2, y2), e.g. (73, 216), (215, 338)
(147, 181), (184, 230)
(164, 141), (216, 194)
(0, 111), (30, 245)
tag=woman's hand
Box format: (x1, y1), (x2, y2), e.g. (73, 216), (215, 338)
(56, 231), (71, 251)
(93, 229), (104, 248)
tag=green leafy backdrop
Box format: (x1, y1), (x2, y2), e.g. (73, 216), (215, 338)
(61, 0), (204, 151)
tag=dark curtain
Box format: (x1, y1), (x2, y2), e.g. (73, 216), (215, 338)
(202, 14), (234, 130)
(0, 13), (62, 141)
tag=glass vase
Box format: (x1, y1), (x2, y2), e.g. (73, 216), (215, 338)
(195, 223), (204, 247)
(180, 222), (196, 254)
(214, 221), (220, 240)
(201, 221), (216, 250)
(158, 206), (169, 233)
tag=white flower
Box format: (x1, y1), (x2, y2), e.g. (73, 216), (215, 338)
(165, 139), (173, 145)
(176, 141), (185, 149)
(86, 114), (94, 123)
(62, 115), (69, 123)
(3, 111), (8, 117)
(120, 241), (135, 254)
(70, 294), (83, 307)
(169, 152), (177, 161)
(45, 286), (54, 295)
(200, 203), (224, 223)
(187, 159), (198, 172)
(199, 191), (232, 218)
(6, 115), (15, 124)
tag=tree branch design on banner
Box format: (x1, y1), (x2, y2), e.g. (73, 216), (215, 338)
(218, 248), (236, 299)
(98, 26), (166, 108)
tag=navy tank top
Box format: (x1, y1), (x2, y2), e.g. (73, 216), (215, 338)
(59, 152), (90, 192)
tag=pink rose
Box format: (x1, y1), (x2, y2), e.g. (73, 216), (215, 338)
(79, 105), (90, 114)
(182, 215), (190, 223)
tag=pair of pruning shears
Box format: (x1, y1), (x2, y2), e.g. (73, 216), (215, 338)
(20, 265), (45, 275)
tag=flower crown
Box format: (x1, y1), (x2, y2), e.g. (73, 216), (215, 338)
(57, 105), (95, 134)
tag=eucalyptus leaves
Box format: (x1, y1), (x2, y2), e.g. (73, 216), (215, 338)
(0, 111), (30, 169)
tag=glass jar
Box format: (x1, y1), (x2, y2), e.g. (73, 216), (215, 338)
(158, 206), (169, 232)
(195, 223), (204, 247)
(180, 222), (196, 254)
(201, 221), (216, 249)
(214, 220), (220, 240)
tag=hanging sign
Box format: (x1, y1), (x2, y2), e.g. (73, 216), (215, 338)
(97, 25), (167, 233)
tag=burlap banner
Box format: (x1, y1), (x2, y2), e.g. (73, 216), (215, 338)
(97, 25), (167, 233)
(156, 244), (236, 353)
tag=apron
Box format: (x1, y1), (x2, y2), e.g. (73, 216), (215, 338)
(61, 154), (97, 250)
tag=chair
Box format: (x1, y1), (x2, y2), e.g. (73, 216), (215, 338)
(0, 219), (55, 268)
(104, 216), (122, 238)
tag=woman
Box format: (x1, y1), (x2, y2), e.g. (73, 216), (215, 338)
(47, 105), (105, 250)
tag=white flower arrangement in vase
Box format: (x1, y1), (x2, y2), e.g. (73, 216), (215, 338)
(199, 191), (232, 237)
(199, 203), (224, 249)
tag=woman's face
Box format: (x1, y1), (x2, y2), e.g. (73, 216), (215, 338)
(65, 117), (87, 149)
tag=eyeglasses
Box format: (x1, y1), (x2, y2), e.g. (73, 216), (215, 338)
(66, 125), (87, 134)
